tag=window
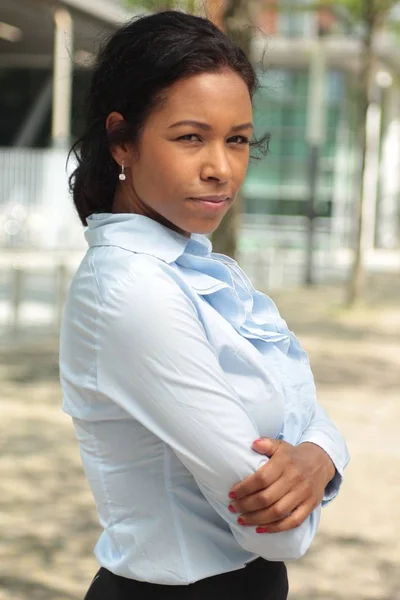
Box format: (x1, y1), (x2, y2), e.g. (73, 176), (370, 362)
(245, 68), (344, 217)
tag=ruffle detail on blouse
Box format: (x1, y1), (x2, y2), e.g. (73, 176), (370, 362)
(176, 238), (304, 359)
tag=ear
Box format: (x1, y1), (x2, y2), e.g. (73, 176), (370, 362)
(105, 111), (132, 167)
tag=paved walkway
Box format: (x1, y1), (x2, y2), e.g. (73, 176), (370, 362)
(0, 278), (399, 599)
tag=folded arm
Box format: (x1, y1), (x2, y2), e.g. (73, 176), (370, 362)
(298, 403), (350, 505)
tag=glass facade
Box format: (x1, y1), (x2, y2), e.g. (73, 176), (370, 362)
(243, 68), (348, 220)
(278, 0), (316, 37)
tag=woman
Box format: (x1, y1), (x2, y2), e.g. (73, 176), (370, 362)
(60, 10), (349, 600)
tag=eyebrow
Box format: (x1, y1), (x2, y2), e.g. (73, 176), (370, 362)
(168, 120), (254, 132)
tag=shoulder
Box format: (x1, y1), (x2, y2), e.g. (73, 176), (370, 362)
(87, 245), (188, 302)
(87, 246), (198, 331)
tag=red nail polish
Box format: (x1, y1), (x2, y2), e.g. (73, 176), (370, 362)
(229, 492), (237, 500)
(256, 527), (269, 534)
(228, 504), (237, 513)
(238, 517), (246, 526)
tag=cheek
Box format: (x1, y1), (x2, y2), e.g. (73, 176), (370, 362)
(232, 152), (250, 183)
(136, 143), (190, 191)
(131, 157), (165, 194)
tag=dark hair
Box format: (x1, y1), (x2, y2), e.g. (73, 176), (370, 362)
(69, 10), (270, 226)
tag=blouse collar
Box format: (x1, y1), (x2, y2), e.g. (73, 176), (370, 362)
(85, 212), (212, 264)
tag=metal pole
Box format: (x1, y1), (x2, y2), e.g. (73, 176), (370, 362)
(360, 85), (382, 254)
(52, 9), (73, 149)
(377, 81), (400, 249)
(305, 144), (319, 285)
(305, 34), (327, 286)
(11, 266), (23, 336)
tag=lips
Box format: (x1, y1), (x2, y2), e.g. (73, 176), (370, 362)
(189, 196), (230, 203)
(188, 196), (230, 213)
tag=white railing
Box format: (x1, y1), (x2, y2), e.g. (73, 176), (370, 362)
(0, 251), (83, 340)
(0, 147), (84, 250)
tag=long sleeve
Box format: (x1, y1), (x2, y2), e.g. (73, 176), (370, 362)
(298, 403), (350, 506)
(96, 265), (321, 561)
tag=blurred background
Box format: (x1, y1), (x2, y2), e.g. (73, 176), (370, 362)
(0, 1), (399, 599)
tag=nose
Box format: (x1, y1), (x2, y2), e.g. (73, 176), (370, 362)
(200, 143), (232, 184)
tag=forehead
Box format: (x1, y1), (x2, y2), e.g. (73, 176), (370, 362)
(155, 70), (253, 124)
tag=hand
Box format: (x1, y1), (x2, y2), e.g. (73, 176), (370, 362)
(228, 438), (336, 534)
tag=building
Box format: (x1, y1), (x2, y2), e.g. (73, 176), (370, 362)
(242, 0), (400, 265)
(0, 0), (138, 249)
(0, 0), (399, 281)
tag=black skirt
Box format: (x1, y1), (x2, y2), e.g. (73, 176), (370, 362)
(84, 557), (288, 600)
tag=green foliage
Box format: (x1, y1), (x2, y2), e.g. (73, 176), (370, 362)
(279, 0), (399, 25)
(125, 0), (400, 36)
(125, 0), (191, 10)
(281, 0), (398, 15)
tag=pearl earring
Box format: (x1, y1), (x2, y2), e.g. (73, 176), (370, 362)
(119, 162), (126, 181)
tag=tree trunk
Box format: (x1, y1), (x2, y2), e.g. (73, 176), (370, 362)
(346, 1), (376, 306)
(209, 0), (253, 259)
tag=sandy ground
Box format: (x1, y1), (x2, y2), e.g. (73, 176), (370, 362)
(0, 276), (399, 600)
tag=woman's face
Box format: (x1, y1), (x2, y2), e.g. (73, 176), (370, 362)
(109, 69), (253, 236)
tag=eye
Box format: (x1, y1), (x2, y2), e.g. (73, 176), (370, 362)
(177, 134), (201, 142)
(228, 136), (250, 145)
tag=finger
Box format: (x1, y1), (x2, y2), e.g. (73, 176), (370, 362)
(251, 437), (282, 456)
(238, 489), (310, 527)
(230, 439), (295, 500)
(229, 455), (284, 500)
(255, 503), (314, 534)
(231, 475), (292, 515)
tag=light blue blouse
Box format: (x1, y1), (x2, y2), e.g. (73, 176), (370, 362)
(59, 212), (349, 585)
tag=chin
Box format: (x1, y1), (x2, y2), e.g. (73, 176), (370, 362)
(184, 218), (224, 236)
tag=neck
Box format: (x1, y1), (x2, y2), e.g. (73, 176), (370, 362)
(111, 185), (190, 238)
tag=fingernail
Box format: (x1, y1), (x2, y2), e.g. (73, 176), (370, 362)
(253, 438), (264, 444)
(256, 527), (269, 534)
(229, 492), (237, 500)
(237, 517), (246, 526)
(228, 504), (237, 513)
